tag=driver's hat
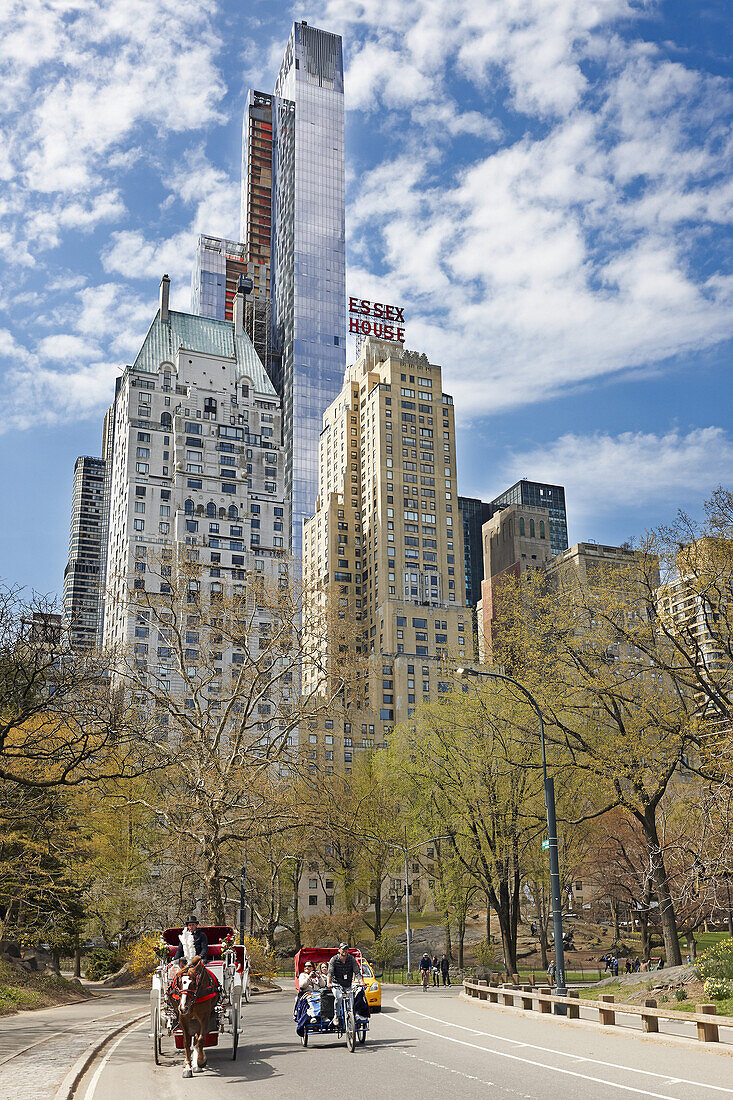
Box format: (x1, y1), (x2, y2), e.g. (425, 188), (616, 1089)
(338, 942), (349, 950)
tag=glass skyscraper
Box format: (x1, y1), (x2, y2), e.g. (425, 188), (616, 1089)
(267, 21), (346, 561)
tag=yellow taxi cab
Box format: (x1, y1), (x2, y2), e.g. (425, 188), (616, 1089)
(360, 959), (382, 1012)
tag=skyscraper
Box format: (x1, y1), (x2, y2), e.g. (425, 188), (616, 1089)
(190, 235), (271, 368)
(102, 276), (288, 666)
(266, 21), (347, 561)
(458, 495), (492, 608)
(491, 479), (568, 556)
(63, 455), (107, 648)
(303, 337), (471, 729)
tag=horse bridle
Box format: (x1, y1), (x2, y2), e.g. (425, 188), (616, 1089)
(178, 963), (204, 1011)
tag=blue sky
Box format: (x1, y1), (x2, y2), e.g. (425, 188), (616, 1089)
(1, 0), (732, 596)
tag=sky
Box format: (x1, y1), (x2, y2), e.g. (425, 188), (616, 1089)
(1, 0), (732, 598)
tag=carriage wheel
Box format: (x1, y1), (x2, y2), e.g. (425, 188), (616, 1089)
(152, 1004), (160, 1065)
(300, 1027), (309, 1047)
(345, 1009), (356, 1052)
(232, 1003), (240, 1060)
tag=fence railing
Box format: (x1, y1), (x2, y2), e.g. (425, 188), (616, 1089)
(462, 979), (732, 1044)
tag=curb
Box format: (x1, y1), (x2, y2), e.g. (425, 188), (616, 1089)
(458, 992), (733, 1059)
(53, 1012), (147, 1100)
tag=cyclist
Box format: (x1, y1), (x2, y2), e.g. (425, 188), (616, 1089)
(327, 943), (361, 1026)
(419, 952), (432, 990)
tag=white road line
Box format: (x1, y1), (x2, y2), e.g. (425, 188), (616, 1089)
(397, 1048), (536, 1098)
(393, 993), (733, 1096)
(83, 1021), (146, 1100)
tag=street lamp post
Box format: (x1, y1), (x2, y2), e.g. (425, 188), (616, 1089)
(456, 667), (567, 1002)
(383, 829), (452, 973)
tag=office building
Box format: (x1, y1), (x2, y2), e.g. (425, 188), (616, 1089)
(63, 455), (107, 648)
(491, 479), (568, 556)
(266, 21), (347, 560)
(102, 276), (289, 676)
(190, 235), (271, 369)
(458, 495), (492, 608)
(476, 502), (553, 659)
(303, 336), (471, 736)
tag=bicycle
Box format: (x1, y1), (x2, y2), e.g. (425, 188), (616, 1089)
(335, 984), (367, 1051)
(421, 967), (430, 991)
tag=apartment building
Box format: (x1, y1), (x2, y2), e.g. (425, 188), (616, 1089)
(102, 276), (289, 680)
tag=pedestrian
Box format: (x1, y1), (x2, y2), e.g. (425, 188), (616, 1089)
(603, 954), (611, 973)
(431, 954), (440, 986)
(531, 921), (537, 936)
(633, 957), (640, 973)
(625, 957), (632, 974)
(657, 957), (664, 970)
(547, 961), (556, 984)
(440, 954), (451, 987)
(612, 956), (619, 977)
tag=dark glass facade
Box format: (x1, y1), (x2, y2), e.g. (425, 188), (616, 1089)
(63, 456), (107, 648)
(491, 480), (568, 556)
(270, 22), (346, 562)
(458, 495), (492, 608)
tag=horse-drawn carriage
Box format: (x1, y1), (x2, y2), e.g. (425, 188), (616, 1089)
(294, 947), (370, 1052)
(150, 925), (247, 1074)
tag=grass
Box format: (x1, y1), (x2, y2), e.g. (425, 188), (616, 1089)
(0, 959), (91, 1017)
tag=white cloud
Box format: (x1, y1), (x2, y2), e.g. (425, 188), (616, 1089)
(327, 0), (733, 416)
(496, 427), (733, 520)
(36, 334), (101, 362)
(101, 147), (239, 282)
(1, 359), (122, 434)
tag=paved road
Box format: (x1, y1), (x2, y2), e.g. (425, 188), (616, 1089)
(0, 989), (145, 1100)
(67, 985), (733, 1100)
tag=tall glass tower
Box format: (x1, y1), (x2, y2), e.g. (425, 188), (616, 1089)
(267, 22), (347, 562)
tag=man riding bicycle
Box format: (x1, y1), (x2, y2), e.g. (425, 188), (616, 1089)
(327, 943), (361, 1026)
(419, 952), (432, 990)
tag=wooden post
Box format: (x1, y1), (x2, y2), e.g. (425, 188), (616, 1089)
(696, 1004), (719, 1043)
(567, 989), (580, 1020)
(599, 994), (615, 1026)
(642, 998), (658, 1033)
(488, 985), (499, 1004)
(538, 986), (552, 1014)
(501, 983), (515, 1007)
(520, 984), (533, 1010)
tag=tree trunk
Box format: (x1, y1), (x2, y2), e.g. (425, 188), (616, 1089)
(291, 863), (302, 952)
(610, 898), (620, 944)
(639, 913), (650, 961)
(372, 881), (383, 941)
(443, 912), (453, 961)
(495, 880), (518, 974)
(74, 934), (81, 979)
(485, 893), (491, 941)
(686, 933), (696, 960)
(641, 814), (682, 967)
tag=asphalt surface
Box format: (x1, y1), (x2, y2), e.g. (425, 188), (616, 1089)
(63, 985), (733, 1100)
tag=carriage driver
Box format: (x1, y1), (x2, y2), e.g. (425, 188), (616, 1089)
(174, 916), (210, 965)
(326, 942), (361, 1026)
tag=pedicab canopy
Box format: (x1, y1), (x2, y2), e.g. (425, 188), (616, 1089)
(162, 926), (248, 972)
(294, 947), (363, 988)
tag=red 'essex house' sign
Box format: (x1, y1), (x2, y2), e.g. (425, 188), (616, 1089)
(348, 296), (405, 343)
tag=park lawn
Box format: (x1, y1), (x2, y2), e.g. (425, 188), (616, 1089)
(0, 960), (91, 1016)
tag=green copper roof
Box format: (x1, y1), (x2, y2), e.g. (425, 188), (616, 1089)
(131, 309), (275, 396)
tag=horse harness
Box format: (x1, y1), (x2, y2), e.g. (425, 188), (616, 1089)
(170, 958), (219, 1006)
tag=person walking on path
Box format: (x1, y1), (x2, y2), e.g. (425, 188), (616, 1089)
(431, 955), (440, 987)
(440, 954), (451, 986)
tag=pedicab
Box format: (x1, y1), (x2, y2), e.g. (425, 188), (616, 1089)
(293, 947), (370, 1052)
(149, 925), (247, 1072)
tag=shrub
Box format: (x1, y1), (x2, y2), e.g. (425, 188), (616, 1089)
(125, 935), (159, 979)
(242, 936), (276, 979)
(370, 932), (400, 971)
(696, 939), (733, 983)
(704, 978), (733, 1000)
(301, 911), (363, 947)
(475, 939), (498, 971)
(674, 988), (687, 1001)
(84, 948), (123, 981)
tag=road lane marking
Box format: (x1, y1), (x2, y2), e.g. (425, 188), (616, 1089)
(397, 1049), (535, 1097)
(393, 994), (733, 1096)
(83, 1021), (146, 1100)
(391, 1014), (693, 1099)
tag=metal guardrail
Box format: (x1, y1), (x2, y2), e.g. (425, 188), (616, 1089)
(463, 979), (731, 1043)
